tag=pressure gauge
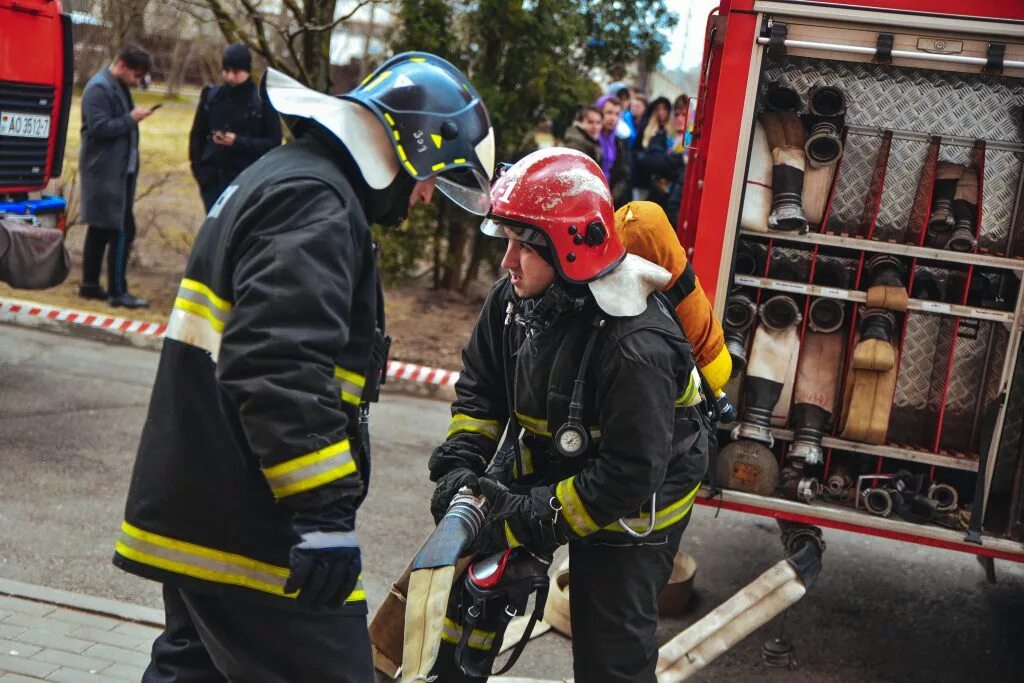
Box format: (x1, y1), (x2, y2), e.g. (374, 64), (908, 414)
(554, 423), (589, 458)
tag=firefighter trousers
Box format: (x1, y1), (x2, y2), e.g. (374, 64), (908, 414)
(432, 516), (687, 683)
(141, 584), (374, 682)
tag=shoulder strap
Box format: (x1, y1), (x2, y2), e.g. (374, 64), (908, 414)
(665, 261), (697, 309)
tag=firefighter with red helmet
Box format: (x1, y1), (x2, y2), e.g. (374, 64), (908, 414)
(429, 148), (710, 681)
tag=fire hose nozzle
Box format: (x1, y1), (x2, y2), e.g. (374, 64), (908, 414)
(808, 297), (846, 333)
(946, 226), (977, 252)
(859, 307), (897, 343)
(804, 86), (846, 167)
(759, 295), (802, 331)
(724, 294), (758, 375)
(927, 483), (959, 512)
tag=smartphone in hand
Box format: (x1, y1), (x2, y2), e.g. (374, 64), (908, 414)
(150, 103), (163, 111)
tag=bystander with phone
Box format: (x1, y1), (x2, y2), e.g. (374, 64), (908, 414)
(78, 44), (154, 308)
(189, 44), (282, 211)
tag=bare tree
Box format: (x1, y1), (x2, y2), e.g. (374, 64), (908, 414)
(103, 0), (150, 49)
(177, 0), (381, 92)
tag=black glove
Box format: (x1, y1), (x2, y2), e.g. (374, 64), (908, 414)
(430, 468), (480, 523)
(284, 502), (361, 610)
(473, 478), (569, 557)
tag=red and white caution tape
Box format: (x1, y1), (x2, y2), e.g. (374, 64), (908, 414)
(0, 295), (460, 387)
(386, 360), (460, 387)
(0, 296), (167, 337)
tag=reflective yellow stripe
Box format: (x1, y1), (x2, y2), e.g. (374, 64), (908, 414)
(179, 278), (231, 311)
(334, 366), (366, 406)
(516, 412), (551, 438)
(701, 346), (732, 395)
(504, 522), (522, 548)
(174, 298), (226, 333)
(446, 413), (501, 441)
(262, 440), (356, 498)
(608, 483), (701, 533)
(454, 157), (467, 164)
(397, 144), (408, 161)
(383, 112), (396, 125)
(555, 477), (599, 536)
(441, 618), (496, 650)
(364, 70), (391, 90)
(404, 160), (418, 176)
(116, 522), (365, 603)
(432, 161), (446, 172)
(675, 367), (702, 407)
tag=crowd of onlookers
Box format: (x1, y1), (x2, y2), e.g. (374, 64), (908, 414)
(520, 82), (691, 227)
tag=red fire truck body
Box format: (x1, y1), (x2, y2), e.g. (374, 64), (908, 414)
(0, 0), (72, 231)
(681, 0), (1024, 562)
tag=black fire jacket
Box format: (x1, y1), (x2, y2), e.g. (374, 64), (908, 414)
(430, 279), (709, 545)
(114, 137), (381, 614)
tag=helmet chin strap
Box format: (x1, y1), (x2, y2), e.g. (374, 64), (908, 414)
(264, 68), (401, 190)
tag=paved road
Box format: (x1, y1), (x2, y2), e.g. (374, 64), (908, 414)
(1, 322), (1022, 681)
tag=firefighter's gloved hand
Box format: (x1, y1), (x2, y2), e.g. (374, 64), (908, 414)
(285, 504), (361, 610)
(431, 467), (480, 523)
(474, 478), (569, 557)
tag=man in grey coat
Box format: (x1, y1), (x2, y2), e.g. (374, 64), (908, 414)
(78, 45), (154, 309)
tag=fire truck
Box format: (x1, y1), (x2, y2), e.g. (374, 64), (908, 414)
(679, 0), (1024, 572)
(0, 0), (72, 288)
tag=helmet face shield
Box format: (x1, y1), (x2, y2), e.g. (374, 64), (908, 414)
(437, 166), (492, 216)
(480, 217), (547, 247)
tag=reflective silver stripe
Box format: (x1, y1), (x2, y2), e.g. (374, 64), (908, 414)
(297, 531), (359, 549)
(334, 366), (366, 406)
(262, 440), (356, 498)
(117, 530), (287, 592)
(676, 367), (703, 407)
(115, 521), (366, 603)
(165, 308), (224, 360)
(175, 283), (232, 327)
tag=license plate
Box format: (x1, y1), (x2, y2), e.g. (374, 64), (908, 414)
(0, 111), (50, 139)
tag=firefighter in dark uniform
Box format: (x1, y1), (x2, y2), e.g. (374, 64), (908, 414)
(114, 53), (494, 681)
(188, 44), (283, 211)
(429, 149), (710, 682)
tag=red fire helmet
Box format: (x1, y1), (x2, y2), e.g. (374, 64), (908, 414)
(481, 148), (625, 284)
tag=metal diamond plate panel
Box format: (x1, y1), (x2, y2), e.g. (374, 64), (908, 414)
(874, 138), (931, 243)
(941, 322), (1007, 454)
(979, 150), (1024, 254)
(825, 133), (881, 235)
(889, 313), (944, 446)
(994, 340), (1024, 492)
(763, 56), (1024, 144)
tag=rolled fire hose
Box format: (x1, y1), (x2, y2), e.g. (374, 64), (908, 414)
(912, 268), (945, 301)
(804, 86), (846, 167)
(786, 326), (845, 468)
(927, 162), (965, 244)
(733, 295), (802, 444)
(803, 162), (836, 227)
(741, 121), (773, 233)
(864, 254), (908, 311)
(723, 293), (757, 376)
(735, 240), (767, 278)
(655, 531), (823, 682)
(840, 308), (899, 444)
(401, 489), (488, 682)
(718, 296), (801, 496)
(949, 167), (979, 252)
(760, 111), (809, 232)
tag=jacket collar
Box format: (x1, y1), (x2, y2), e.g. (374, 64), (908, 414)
(511, 282), (590, 333)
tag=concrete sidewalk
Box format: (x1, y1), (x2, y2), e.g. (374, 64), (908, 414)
(0, 579), (161, 681)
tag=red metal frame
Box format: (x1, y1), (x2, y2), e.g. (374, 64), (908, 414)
(683, 0), (1024, 559)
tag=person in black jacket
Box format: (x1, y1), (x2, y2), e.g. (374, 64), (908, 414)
(429, 149), (709, 682)
(189, 44), (282, 211)
(636, 96), (685, 212)
(115, 53), (494, 682)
